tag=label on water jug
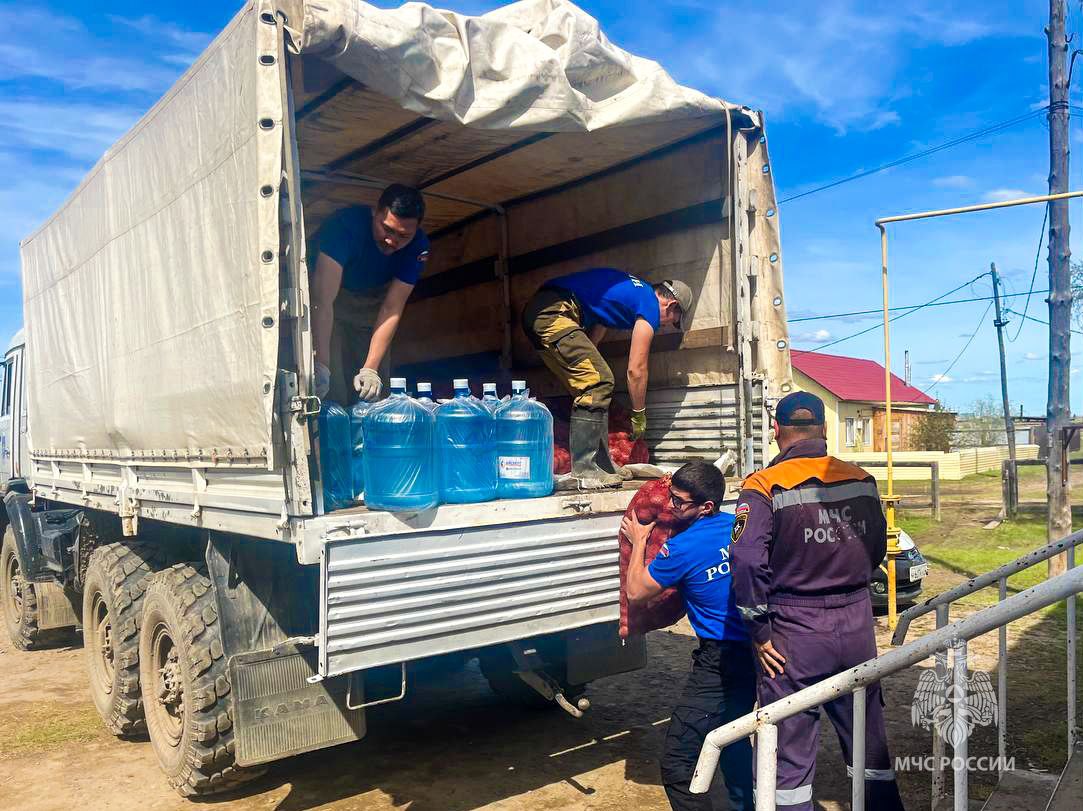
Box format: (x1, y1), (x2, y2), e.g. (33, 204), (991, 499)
(498, 456), (530, 480)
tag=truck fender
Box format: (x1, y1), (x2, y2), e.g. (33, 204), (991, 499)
(3, 491), (49, 580)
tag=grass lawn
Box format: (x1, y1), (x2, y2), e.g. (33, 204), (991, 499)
(890, 469), (1082, 779)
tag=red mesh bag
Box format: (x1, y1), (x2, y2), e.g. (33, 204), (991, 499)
(618, 475), (693, 637)
(550, 403), (649, 474)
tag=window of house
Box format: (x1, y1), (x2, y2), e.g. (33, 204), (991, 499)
(862, 417), (873, 444)
(845, 417), (856, 447)
(0, 361), (6, 417)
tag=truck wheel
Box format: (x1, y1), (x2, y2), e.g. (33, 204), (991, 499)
(478, 649), (585, 710)
(83, 542), (164, 736)
(139, 563), (261, 796)
(1, 527), (43, 650)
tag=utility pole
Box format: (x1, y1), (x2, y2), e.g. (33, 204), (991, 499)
(1047, 0), (1072, 576)
(904, 350), (911, 386)
(991, 263), (1018, 515)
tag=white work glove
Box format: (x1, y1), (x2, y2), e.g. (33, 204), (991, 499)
(314, 362), (331, 399)
(354, 367), (383, 402)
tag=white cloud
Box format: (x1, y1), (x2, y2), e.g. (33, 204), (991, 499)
(0, 100), (142, 162)
(0, 5), (202, 94)
(793, 328), (833, 344)
(932, 175), (974, 189)
(983, 188), (1033, 203)
(930, 373), (954, 384)
(1023, 351), (1042, 361)
(616, 0), (1007, 133)
(1073, 368), (1080, 376)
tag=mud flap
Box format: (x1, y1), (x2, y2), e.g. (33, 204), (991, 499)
(229, 645), (365, 767)
(35, 581), (80, 630)
(565, 622), (647, 685)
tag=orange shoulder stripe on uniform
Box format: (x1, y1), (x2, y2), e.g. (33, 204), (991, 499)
(741, 456), (873, 499)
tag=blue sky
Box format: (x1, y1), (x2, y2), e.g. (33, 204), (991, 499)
(0, 0), (1076, 414)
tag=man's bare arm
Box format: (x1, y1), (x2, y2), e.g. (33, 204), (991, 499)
(620, 514), (664, 603)
(626, 318), (654, 411)
(362, 279), (414, 371)
(311, 253), (344, 367)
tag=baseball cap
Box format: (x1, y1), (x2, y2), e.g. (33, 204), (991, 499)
(774, 391), (826, 426)
(660, 279), (693, 330)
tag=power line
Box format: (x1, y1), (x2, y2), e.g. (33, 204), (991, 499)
(927, 301), (994, 395)
(1005, 306), (1083, 336)
(778, 109), (1048, 205)
(1010, 202), (1050, 342)
(793, 272), (990, 352)
(788, 288), (1053, 323)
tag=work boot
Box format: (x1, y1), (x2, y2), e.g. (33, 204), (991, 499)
(557, 409), (624, 490)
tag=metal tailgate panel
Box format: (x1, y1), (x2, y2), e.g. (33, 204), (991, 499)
(320, 513), (621, 677)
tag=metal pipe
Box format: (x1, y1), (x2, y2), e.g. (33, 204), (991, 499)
(892, 528), (1083, 645)
(875, 190), (1083, 226)
(953, 638), (969, 811)
(932, 604), (949, 804)
(851, 686), (866, 811)
(299, 169), (506, 214)
(998, 577), (1008, 777)
(689, 564), (1083, 791)
(756, 724), (778, 811)
(1069, 543), (1078, 756)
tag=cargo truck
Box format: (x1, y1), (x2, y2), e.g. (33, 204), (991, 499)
(0, 0), (794, 796)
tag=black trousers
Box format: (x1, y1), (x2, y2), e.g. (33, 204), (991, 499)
(662, 638), (757, 811)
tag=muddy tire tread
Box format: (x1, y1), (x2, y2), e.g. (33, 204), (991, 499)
(2, 528), (42, 650)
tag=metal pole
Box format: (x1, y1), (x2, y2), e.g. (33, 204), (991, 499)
(1069, 543), (1078, 755)
(1047, 0), (1073, 577)
(953, 638), (969, 811)
(931, 461), (941, 522)
(878, 224), (901, 630)
(990, 264), (1018, 483)
(756, 724), (778, 811)
(852, 687), (867, 811)
(931, 604), (949, 805)
(998, 577), (1008, 777)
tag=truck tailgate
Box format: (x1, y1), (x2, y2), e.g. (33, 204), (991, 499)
(319, 512), (620, 677)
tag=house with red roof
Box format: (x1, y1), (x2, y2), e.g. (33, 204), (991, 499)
(790, 350), (940, 454)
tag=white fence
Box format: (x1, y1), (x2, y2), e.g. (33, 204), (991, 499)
(840, 445), (1039, 481)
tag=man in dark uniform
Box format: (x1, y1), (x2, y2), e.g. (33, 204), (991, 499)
(623, 461), (755, 811)
(522, 268), (692, 488)
(730, 391), (905, 811)
(311, 184), (430, 405)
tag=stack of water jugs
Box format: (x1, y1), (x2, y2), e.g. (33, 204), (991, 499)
(318, 378), (554, 512)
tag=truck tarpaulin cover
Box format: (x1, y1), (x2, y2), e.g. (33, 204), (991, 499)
(618, 476), (692, 638)
(19, 0), (748, 464)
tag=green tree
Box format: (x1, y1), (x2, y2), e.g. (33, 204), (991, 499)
(912, 408), (956, 452)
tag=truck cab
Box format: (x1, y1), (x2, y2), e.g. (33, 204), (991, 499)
(0, 329), (27, 491)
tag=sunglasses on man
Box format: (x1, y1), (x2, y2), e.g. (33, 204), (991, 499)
(669, 488), (699, 509)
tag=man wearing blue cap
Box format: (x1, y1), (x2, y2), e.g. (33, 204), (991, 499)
(730, 391), (905, 811)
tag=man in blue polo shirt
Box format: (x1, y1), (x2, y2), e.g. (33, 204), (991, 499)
(311, 184), (431, 404)
(522, 268), (693, 487)
(622, 461), (755, 811)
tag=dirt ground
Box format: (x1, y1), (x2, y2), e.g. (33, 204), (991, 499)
(0, 596), (1045, 811)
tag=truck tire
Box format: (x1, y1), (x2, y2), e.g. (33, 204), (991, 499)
(1, 527), (43, 650)
(139, 563), (261, 797)
(82, 542), (164, 736)
(478, 649), (585, 711)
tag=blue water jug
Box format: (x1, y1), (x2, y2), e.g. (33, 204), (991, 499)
(481, 382), (501, 414)
(318, 401), (354, 511)
(362, 378), (439, 512)
(435, 378), (497, 503)
(415, 381), (437, 412)
(348, 401), (370, 500)
(495, 380), (554, 499)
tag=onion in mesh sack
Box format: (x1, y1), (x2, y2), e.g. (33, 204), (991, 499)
(618, 475), (694, 637)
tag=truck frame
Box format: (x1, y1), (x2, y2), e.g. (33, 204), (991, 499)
(1, 0), (793, 796)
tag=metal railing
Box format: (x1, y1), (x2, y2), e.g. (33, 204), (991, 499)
(890, 528), (1082, 805)
(689, 536), (1083, 811)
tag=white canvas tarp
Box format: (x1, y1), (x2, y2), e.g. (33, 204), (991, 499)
(283, 0), (752, 131)
(20, 3), (282, 464)
(20, 0), (755, 466)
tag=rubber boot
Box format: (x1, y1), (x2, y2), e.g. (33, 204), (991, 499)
(557, 409), (624, 490)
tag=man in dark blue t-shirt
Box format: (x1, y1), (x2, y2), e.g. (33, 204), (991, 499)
(311, 184), (431, 404)
(622, 461), (755, 811)
(522, 268), (693, 488)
